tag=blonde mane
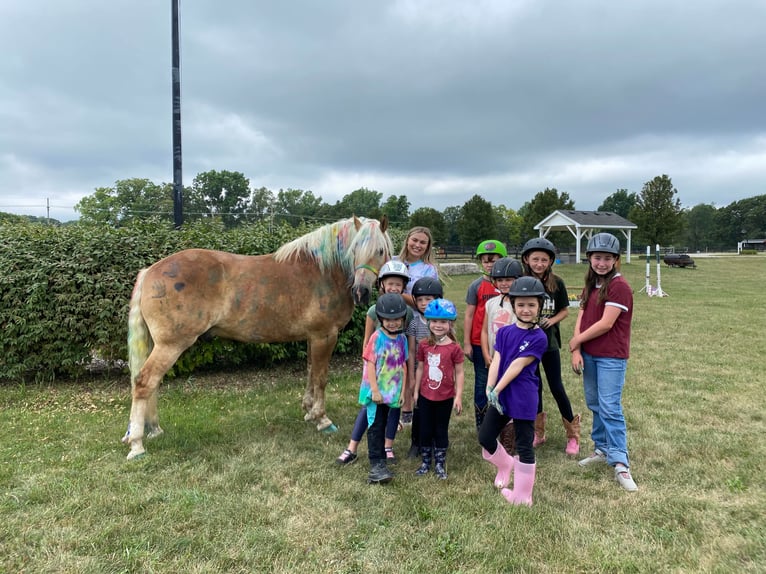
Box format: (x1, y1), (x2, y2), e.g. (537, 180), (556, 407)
(274, 217), (393, 275)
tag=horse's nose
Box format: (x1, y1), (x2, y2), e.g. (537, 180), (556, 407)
(353, 285), (371, 306)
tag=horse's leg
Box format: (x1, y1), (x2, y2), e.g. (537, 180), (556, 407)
(144, 389), (163, 439)
(301, 340), (315, 416)
(304, 333), (339, 433)
(125, 343), (188, 460)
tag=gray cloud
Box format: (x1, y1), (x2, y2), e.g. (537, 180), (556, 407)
(1, 1), (764, 222)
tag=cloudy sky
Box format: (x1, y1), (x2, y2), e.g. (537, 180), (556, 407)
(1, 1), (764, 222)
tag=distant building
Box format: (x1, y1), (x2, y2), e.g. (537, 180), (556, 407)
(534, 210), (637, 264)
(740, 239), (766, 252)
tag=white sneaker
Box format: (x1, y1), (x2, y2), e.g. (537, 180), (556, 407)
(615, 465), (638, 492)
(578, 449), (607, 467)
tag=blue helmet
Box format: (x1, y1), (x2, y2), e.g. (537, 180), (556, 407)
(424, 298), (458, 321)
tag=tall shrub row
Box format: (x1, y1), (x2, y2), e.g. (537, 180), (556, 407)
(0, 219), (368, 382)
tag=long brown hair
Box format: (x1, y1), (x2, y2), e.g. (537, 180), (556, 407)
(581, 256), (621, 309)
(521, 253), (560, 294)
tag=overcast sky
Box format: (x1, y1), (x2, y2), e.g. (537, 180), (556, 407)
(1, 1), (764, 222)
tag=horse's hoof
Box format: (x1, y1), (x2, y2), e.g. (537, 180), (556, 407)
(320, 423), (338, 434)
(120, 432), (130, 445)
(126, 448), (146, 461)
(146, 427), (164, 440)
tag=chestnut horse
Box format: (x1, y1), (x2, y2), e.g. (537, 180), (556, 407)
(122, 216), (391, 459)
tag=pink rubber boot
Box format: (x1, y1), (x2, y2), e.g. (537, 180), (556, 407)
(481, 441), (515, 488)
(501, 461), (536, 506)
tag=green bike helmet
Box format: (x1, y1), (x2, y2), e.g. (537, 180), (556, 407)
(521, 237), (556, 260)
(475, 240), (507, 258)
(490, 257), (523, 279)
(586, 233), (620, 256)
(424, 298), (458, 321)
(411, 277), (443, 298)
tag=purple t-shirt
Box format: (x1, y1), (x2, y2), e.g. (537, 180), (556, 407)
(493, 323), (547, 420)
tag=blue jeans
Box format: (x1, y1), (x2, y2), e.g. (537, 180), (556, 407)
(582, 352), (630, 468)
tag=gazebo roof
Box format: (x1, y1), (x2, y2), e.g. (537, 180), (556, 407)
(534, 210), (637, 230)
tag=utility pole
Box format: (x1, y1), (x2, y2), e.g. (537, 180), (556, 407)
(171, 0), (183, 228)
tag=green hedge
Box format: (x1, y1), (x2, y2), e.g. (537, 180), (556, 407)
(0, 219), (368, 382)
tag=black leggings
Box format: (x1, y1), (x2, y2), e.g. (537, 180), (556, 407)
(478, 406), (535, 464)
(537, 349), (574, 422)
(417, 395), (454, 450)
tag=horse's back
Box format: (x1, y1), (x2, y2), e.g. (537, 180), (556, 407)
(138, 248), (354, 345)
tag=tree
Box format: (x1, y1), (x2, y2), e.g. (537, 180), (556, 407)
(712, 194), (766, 248)
(409, 207), (447, 245)
(598, 189), (638, 218)
(518, 187), (575, 247)
(457, 195), (496, 248)
(187, 170), (252, 227)
(681, 204), (717, 251)
(249, 187), (275, 222)
(628, 175), (683, 246)
(331, 188), (382, 219)
(381, 194), (410, 226)
(75, 178), (174, 226)
(493, 204), (524, 253)
(442, 206), (462, 245)
(273, 188), (323, 226)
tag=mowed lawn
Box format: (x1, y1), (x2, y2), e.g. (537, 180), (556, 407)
(1, 255), (764, 573)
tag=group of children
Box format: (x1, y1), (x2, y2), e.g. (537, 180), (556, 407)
(336, 226), (638, 502)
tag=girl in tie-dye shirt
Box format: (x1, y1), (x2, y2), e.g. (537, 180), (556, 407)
(357, 293), (409, 484)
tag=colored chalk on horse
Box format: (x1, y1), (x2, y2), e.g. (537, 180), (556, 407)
(321, 423), (339, 434)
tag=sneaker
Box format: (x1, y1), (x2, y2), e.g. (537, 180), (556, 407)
(335, 449), (357, 465)
(385, 447), (397, 465)
(400, 411), (413, 426)
(578, 449), (607, 467)
(615, 465), (638, 492)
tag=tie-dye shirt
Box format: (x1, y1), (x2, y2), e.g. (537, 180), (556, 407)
(358, 328), (409, 426)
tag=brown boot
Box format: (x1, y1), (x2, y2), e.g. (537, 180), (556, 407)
(499, 421), (516, 455)
(533, 412), (547, 447)
(562, 414), (581, 456)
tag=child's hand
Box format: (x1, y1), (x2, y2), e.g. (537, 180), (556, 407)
(571, 349), (583, 375)
(454, 398), (462, 415)
(463, 343), (473, 361)
(487, 389), (503, 415)
(371, 390), (383, 403)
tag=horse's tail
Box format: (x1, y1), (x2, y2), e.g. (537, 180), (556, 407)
(127, 268), (153, 387)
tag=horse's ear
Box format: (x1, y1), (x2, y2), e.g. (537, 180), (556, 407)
(380, 214), (388, 233)
(353, 215), (362, 231)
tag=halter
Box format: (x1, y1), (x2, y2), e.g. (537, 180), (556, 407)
(355, 264), (379, 275)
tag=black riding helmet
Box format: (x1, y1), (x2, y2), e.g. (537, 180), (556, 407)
(586, 233), (620, 256)
(490, 257), (523, 279)
(508, 276), (546, 325)
(375, 293), (408, 319)
(521, 237), (556, 260)
(411, 277), (443, 298)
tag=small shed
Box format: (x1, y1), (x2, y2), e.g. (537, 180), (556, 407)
(534, 210), (638, 264)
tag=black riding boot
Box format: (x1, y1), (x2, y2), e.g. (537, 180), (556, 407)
(415, 447), (433, 476)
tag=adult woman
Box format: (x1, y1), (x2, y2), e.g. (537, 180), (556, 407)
(397, 226), (439, 304)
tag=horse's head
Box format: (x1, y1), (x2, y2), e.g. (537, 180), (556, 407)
(350, 215), (392, 306)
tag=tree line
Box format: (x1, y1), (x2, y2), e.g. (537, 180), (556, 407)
(2, 170), (764, 252)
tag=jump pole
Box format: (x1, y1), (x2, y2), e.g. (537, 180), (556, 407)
(639, 245), (651, 294)
(654, 243), (669, 297)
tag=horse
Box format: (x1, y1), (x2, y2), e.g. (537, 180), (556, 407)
(121, 216), (392, 460)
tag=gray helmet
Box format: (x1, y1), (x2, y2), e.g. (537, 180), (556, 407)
(508, 276), (546, 298)
(586, 233), (620, 256)
(411, 277), (443, 298)
(375, 293), (408, 319)
(490, 257), (523, 279)
(521, 237), (556, 259)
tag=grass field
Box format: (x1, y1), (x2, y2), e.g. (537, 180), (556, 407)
(1, 256), (764, 573)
